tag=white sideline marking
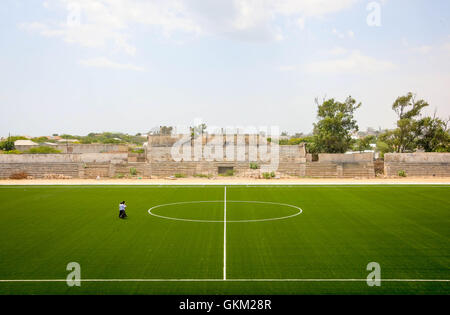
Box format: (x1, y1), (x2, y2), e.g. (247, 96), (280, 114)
(0, 279), (448, 283)
(224, 186), (227, 281)
(2, 183), (450, 186)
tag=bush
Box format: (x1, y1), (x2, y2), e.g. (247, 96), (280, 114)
(398, 170), (407, 177)
(225, 169), (235, 176)
(26, 147), (61, 154)
(0, 140), (15, 151)
(115, 173), (125, 179)
(218, 170), (235, 177)
(262, 172), (276, 179)
(9, 172), (28, 180)
(194, 174), (210, 178)
(249, 162), (259, 170)
(174, 173), (186, 178)
(4, 150), (22, 155)
(130, 168), (137, 176)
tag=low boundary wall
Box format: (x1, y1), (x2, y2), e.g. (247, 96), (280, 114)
(305, 153), (375, 178)
(0, 154), (128, 179)
(384, 153), (450, 177)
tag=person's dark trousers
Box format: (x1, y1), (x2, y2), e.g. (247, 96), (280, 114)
(119, 210), (125, 218)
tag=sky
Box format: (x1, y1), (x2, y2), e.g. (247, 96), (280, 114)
(0, 0), (450, 137)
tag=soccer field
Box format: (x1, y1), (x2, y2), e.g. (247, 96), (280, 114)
(0, 185), (449, 295)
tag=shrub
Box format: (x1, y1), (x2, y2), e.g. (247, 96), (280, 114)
(194, 174), (210, 178)
(0, 140), (15, 151)
(174, 173), (186, 178)
(130, 168), (137, 176)
(9, 172), (28, 180)
(225, 169), (235, 176)
(262, 172), (276, 179)
(218, 170), (235, 177)
(249, 162), (259, 170)
(398, 170), (407, 177)
(115, 173), (125, 179)
(26, 147), (61, 154)
(4, 150), (22, 154)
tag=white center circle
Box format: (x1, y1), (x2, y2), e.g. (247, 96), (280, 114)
(148, 200), (303, 223)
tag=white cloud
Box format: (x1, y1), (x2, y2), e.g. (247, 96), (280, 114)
(443, 42), (450, 52)
(412, 45), (433, 55)
(272, 0), (358, 16)
(22, 0), (202, 55)
(78, 57), (144, 71)
(332, 28), (355, 39)
(278, 65), (297, 72)
(306, 51), (395, 74)
(21, 0), (360, 53)
(327, 46), (348, 55)
(296, 17), (305, 30)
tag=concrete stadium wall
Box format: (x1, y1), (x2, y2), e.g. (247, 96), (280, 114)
(305, 153), (375, 178)
(318, 153), (374, 163)
(54, 144), (128, 154)
(384, 153), (450, 163)
(14, 144), (127, 154)
(0, 163), (81, 179)
(0, 153), (129, 179)
(384, 153), (450, 177)
(0, 153), (128, 164)
(0, 149), (378, 179)
(146, 144), (307, 177)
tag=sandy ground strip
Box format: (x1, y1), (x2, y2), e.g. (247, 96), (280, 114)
(1, 177), (450, 185)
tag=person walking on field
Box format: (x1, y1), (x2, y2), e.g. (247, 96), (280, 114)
(119, 201), (128, 219)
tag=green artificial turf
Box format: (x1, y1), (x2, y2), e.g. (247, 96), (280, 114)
(0, 185), (449, 294)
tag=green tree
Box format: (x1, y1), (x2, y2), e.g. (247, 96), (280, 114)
(32, 137), (50, 143)
(376, 130), (396, 158)
(312, 96), (361, 153)
(416, 116), (450, 152)
(353, 135), (376, 152)
(0, 139), (15, 151)
(159, 126), (173, 136)
(190, 124), (207, 138)
(391, 92), (428, 152)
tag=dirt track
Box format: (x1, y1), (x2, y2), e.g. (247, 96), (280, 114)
(1, 177), (449, 185)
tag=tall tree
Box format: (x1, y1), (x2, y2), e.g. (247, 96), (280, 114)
(312, 96), (361, 153)
(391, 92), (428, 152)
(159, 126), (173, 136)
(190, 123), (207, 138)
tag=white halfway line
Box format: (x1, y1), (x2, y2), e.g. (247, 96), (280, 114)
(223, 186), (227, 281)
(0, 279), (448, 283)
